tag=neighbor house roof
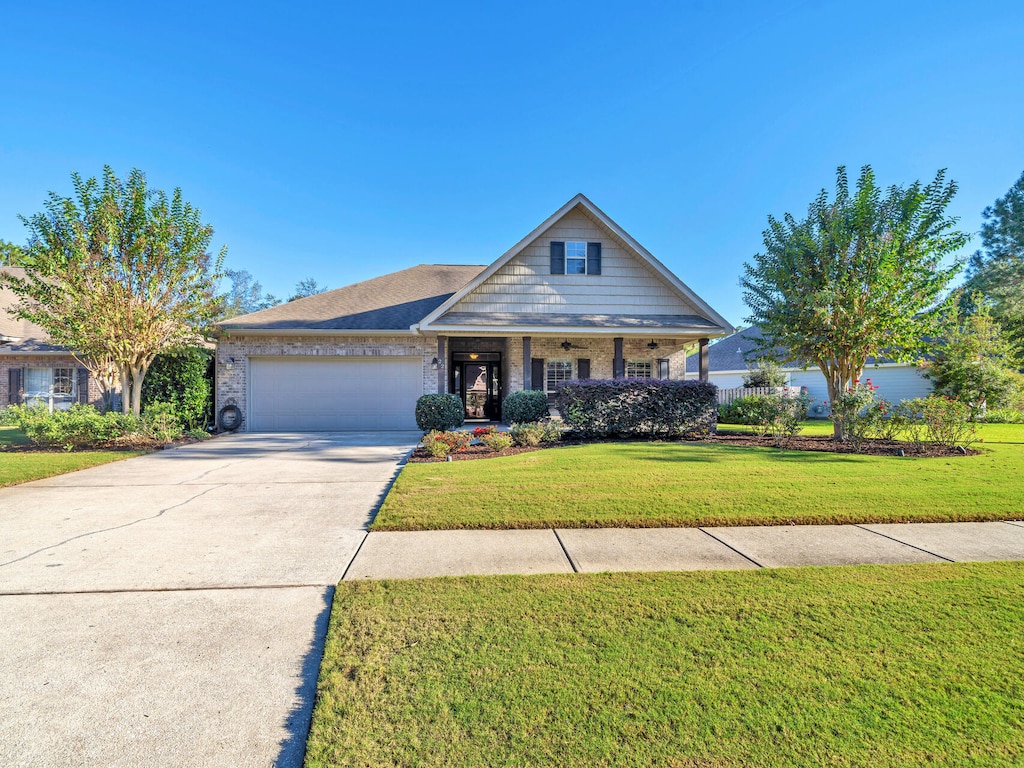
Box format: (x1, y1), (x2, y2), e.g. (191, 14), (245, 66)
(0, 267), (70, 353)
(685, 324), (902, 373)
(217, 264), (487, 333)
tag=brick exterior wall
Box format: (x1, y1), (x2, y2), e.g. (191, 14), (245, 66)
(216, 333), (703, 432)
(215, 334), (438, 432)
(0, 354), (110, 409)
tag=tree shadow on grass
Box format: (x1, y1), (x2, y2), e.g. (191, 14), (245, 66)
(607, 442), (865, 464)
(274, 585), (334, 768)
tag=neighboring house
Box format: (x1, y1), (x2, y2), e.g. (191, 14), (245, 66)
(685, 325), (933, 414)
(215, 194), (733, 431)
(0, 267), (111, 410)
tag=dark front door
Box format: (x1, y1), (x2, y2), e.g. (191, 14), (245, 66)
(452, 353), (501, 420)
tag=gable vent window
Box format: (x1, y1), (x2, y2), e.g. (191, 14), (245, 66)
(565, 241), (587, 274)
(550, 241), (601, 275)
(625, 360), (653, 379)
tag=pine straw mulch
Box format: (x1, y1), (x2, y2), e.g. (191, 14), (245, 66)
(408, 433), (979, 462)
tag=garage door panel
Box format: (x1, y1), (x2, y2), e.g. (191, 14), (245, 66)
(249, 358), (422, 431)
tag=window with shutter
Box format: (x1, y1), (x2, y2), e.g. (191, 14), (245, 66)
(549, 242), (565, 275)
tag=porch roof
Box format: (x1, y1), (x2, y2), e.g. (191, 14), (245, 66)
(421, 311), (723, 336)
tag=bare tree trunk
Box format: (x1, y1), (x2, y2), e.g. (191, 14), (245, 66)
(130, 366), (146, 416)
(120, 369), (131, 414)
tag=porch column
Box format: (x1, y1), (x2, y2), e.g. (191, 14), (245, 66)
(436, 336), (446, 393)
(613, 337), (624, 378)
(698, 337), (709, 382)
(522, 336), (532, 390)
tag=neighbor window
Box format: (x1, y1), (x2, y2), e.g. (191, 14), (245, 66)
(565, 241), (587, 274)
(546, 359), (572, 394)
(24, 367), (76, 411)
(625, 360), (653, 379)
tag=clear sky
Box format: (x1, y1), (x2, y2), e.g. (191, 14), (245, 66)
(1, 0), (1021, 326)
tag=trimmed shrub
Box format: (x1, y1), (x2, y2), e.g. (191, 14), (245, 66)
(480, 431), (514, 452)
(540, 417), (564, 442)
(502, 390), (549, 424)
(142, 401), (185, 442)
(415, 394), (465, 432)
(422, 429), (472, 457)
(510, 422), (546, 446)
(9, 403), (142, 450)
(556, 379), (717, 438)
(718, 394), (785, 434)
(141, 348), (213, 430)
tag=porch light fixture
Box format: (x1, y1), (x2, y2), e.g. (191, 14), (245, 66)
(430, 357), (440, 369)
(225, 357), (235, 370)
(560, 341), (572, 351)
(647, 341), (659, 350)
(468, 353), (479, 360)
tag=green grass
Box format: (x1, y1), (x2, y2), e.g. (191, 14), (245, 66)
(374, 423), (1024, 530)
(306, 562), (1024, 767)
(0, 426), (144, 487)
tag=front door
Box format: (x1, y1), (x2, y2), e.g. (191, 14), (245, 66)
(452, 353), (501, 421)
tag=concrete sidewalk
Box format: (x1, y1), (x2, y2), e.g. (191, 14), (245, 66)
(344, 520), (1024, 579)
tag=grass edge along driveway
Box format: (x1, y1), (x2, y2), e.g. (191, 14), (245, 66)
(373, 423), (1024, 531)
(0, 426), (145, 487)
(306, 562), (1024, 768)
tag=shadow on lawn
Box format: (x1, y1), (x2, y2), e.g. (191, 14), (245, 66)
(275, 586), (334, 768)
(609, 442), (864, 464)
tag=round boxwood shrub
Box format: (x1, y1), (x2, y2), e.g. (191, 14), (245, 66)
(415, 393), (465, 431)
(502, 390), (549, 424)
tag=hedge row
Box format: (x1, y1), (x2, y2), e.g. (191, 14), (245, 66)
(556, 379), (718, 438)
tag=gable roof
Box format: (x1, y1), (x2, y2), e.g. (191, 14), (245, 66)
(217, 264), (486, 333)
(416, 193), (733, 335)
(0, 267), (71, 353)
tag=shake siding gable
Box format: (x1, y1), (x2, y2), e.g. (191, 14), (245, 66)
(446, 209), (700, 317)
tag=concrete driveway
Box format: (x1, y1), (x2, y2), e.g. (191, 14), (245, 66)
(0, 431), (419, 767)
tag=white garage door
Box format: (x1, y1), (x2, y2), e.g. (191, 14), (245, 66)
(249, 357), (423, 431)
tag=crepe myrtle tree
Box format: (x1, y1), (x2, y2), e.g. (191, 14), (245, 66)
(2, 166), (225, 415)
(741, 165), (968, 440)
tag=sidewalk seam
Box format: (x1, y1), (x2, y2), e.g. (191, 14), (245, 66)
(853, 524), (956, 562)
(698, 528), (765, 569)
(340, 532), (371, 581)
(551, 529), (580, 573)
(0, 583), (331, 597)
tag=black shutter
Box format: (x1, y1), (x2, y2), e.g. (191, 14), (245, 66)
(586, 242), (602, 275)
(549, 242), (565, 275)
(77, 368), (90, 404)
(657, 358), (670, 379)
(577, 358), (590, 380)
(8, 367), (22, 405)
(531, 358), (545, 391)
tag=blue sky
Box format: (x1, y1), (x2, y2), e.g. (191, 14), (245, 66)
(1, 0), (1021, 325)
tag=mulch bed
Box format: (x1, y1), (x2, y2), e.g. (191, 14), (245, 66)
(408, 433), (978, 462)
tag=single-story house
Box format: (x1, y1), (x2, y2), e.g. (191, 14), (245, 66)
(685, 325), (933, 415)
(1, 267), (110, 410)
(215, 194), (734, 431)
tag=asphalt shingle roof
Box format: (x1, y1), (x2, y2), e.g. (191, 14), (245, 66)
(217, 264), (487, 331)
(0, 267), (70, 353)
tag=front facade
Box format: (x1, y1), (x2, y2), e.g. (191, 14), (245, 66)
(216, 195), (733, 431)
(1, 268), (109, 410)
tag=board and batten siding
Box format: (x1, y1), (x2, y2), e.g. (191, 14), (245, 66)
(447, 209), (700, 316)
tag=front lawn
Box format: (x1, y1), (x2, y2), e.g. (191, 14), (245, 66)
(374, 423), (1024, 530)
(0, 426), (145, 487)
(306, 562), (1024, 767)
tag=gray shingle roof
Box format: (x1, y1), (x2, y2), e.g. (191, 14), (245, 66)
(685, 324), (899, 372)
(218, 264), (487, 331)
(435, 312), (722, 329)
(0, 267), (71, 353)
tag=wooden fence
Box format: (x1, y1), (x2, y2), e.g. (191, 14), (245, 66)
(716, 386), (803, 405)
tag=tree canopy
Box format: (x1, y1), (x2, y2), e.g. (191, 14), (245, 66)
(962, 170), (1024, 348)
(0, 239), (31, 266)
(290, 277), (328, 301)
(1, 166), (225, 415)
(218, 268), (281, 319)
(741, 165), (968, 439)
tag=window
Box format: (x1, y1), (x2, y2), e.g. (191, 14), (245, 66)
(565, 241), (587, 274)
(625, 360), (653, 379)
(25, 367), (77, 411)
(546, 360), (572, 394)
